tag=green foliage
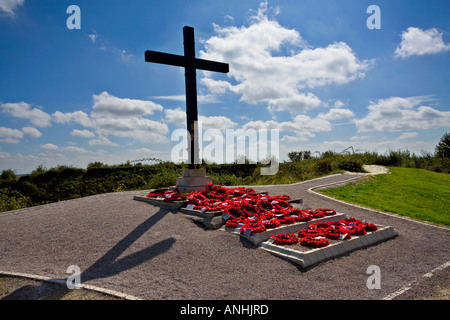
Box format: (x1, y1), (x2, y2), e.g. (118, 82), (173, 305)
(287, 150), (311, 162)
(435, 132), (450, 158)
(1, 169), (17, 181)
(1, 133), (449, 214)
(0, 188), (31, 212)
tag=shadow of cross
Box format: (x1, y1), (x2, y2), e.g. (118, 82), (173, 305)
(2, 208), (175, 300)
(81, 208), (175, 281)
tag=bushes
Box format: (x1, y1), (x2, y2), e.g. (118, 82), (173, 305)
(1, 144), (448, 213)
(0, 188), (31, 212)
(337, 159), (364, 172)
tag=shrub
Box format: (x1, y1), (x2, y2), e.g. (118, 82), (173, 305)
(0, 188), (31, 212)
(337, 159), (364, 172)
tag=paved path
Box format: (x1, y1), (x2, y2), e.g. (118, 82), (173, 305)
(0, 172), (448, 300)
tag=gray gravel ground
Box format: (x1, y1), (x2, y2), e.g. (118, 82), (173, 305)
(0, 173), (448, 300)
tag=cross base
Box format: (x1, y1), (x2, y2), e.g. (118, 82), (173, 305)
(176, 168), (213, 193)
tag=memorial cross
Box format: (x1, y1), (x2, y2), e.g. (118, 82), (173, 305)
(145, 26), (229, 168)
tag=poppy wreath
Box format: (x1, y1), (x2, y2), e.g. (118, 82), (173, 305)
(309, 222), (338, 230)
(225, 219), (239, 228)
(187, 192), (207, 205)
(271, 233), (298, 245)
(298, 229), (323, 238)
(147, 189), (182, 201)
(299, 237), (330, 248)
(278, 215), (296, 225)
(339, 224), (367, 236)
(272, 199), (292, 210)
(240, 221), (267, 235)
(309, 221), (351, 240)
(258, 200), (274, 212)
(364, 223), (378, 232)
(293, 214), (313, 222)
(146, 190), (165, 198)
(316, 208), (337, 216)
(324, 229), (351, 240)
(309, 209), (326, 219)
(263, 218), (281, 229)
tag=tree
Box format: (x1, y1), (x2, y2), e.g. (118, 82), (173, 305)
(435, 132), (450, 158)
(1, 169), (17, 181)
(287, 151), (311, 162)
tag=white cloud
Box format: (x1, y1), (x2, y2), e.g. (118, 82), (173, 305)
(60, 146), (90, 154)
(92, 91), (163, 117)
(395, 27), (450, 58)
(53, 110), (91, 126)
(199, 115), (238, 131)
(355, 96), (450, 132)
(53, 92), (169, 144)
(0, 0), (24, 16)
(398, 132), (418, 140)
(242, 113), (332, 142)
(164, 107), (237, 131)
(319, 108), (355, 120)
(0, 126), (41, 143)
(71, 129), (95, 138)
(41, 143), (58, 150)
(199, 3), (371, 113)
(0, 126), (23, 143)
(0, 150), (11, 158)
(164, 107), (186, 126)
(88, 135), (119, 147)
(88, 32), (98, 44)
(21, 126), (42, 138)
(1, 102), (52, 128)
(152, 93), (220, 104)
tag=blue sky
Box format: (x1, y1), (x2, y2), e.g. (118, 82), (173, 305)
(1, 0), (449, 173)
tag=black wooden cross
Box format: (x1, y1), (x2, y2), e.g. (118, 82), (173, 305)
(145, 26), (229, 169)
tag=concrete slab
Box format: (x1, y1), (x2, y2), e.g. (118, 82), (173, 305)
(259, 225), (398, 268)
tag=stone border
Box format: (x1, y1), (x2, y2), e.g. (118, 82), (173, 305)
(259, 225), (398, 268)
(0, 270), (143, 300)
(222, 213), (348, 245)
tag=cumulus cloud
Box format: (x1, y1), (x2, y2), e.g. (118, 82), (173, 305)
(164, 107), (237, 132)
(0, 126), (41, 143)
(1, 102), (52, 128)
(71, 129), (96, 139)
(241, 104), (355, 143)
(88, 135), (119, 147)
(53, 92), (169, 144)
(395, 27), (450, 58)
(92, 91), (163, 117)
(355, 96), (450, 132)
(320, 108), (355, 120)
(21, 126), (42, 138)
(0, 0), (24, 17)
(41, 143), (58, 150)
(199, 2), (371, 113)
(0, 126), (23, 143)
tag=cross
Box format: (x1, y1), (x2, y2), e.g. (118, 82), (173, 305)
(145, 26), (229, 169)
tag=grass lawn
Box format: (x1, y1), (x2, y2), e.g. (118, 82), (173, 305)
(318, 167), (450, 227)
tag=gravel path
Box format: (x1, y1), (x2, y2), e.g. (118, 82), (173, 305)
(0, 172), (448, 300)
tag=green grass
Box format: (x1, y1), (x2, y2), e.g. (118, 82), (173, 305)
(319, 167), (450, 227)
